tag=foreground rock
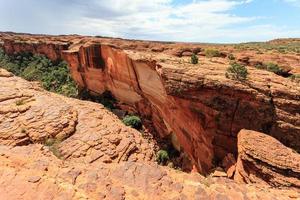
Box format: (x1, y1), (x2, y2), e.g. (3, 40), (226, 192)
(0, 69), (299, 199)
(235, 129), (300, 188)
(0, 144), (299, 200)
(0, 33), (300, 174)
(0, 69), (154, 164)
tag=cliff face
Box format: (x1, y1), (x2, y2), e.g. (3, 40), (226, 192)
(61, 43), (215, 173)
(61, 43), (300, 174)
(235, 129), (300, 188)
(1, 34), (299, 174)
(2, 38), (69, 61)
(0, 68), (299, 199)
(0, 68), (155, 165)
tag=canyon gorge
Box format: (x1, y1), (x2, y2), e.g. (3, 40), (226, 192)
(0, 32), (299, 199)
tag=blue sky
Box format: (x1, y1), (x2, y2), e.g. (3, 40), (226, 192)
(0, 0), (300, 43)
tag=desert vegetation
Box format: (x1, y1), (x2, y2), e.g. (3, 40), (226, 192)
(290, 74), (300, 83)
(264, 62), (285, 75)
(156, 150), (170, 165)
(79, 89), (116, 110)
(190, 53), (198, 64)
(234, 41), (300, 53)
(44, 138), (63, 159)
(225, 62), (248, 81)
(205, 49), (222, 58)
(122, 115), (142, 130)
(255, 62), (288, 76)
(0, 49), (78, 97)
(228, 54), (235, 60)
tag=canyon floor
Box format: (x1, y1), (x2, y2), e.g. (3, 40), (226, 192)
(0, 32), (299, 199)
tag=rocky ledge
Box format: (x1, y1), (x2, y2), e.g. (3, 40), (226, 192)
(0, 68), (154, 164)
(0, 144), (299, 200)
(235, 129), (300, 188)
(1, 33), (299, 174)
(0, 68), (299, 200)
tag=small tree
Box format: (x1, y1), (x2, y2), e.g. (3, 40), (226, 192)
(191, 53), (199, 64)
(205, 49), (221, 58)
(156, 150), (169, 165)
(225, 62), (248, 81)
(228, 54), (235, 60)
(122, 115), (142, 130)
(266, 62), (283, 75)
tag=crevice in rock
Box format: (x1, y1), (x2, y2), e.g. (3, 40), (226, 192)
(130, 59), (143, 92)
(230, 99), (240, 136)
(242, 153), (300, 188)
(266, 84), (276, 133)
(3, 40), (299, 178)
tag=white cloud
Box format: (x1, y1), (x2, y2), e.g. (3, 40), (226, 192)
(0, 0), (299, 42)
(66, 0), (258, 42)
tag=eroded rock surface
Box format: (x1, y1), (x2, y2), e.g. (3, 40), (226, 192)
(0, 69), (299, 199)
(0, 144), (299, 200)
(235, 129), (300, 188)
(0, 69), (154, 164)
(0, 33), (299, 174)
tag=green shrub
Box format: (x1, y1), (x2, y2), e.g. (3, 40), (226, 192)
(191, 53), (199, 64)
(156, 150), (169, 165)
(265, 62), (284, 75)
(44, 138), (63, 159)
(225, 62), (248, 81)
(0, 48), (78, 97)
(205, 49), (221, 58)
(20, 128), (26, 134)
(255, 62), (289, 76)
(15, 99), (26, 106)
(228, 54), (235, 60)
(44, 138), (56, 146)
(255, 63), (266, 70)
(79, 89), (116, 110)
(289, 74), (300, 83)
(122, 115), (142, 130)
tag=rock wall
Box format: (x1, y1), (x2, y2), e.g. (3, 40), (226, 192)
(61, 43), (216, 173)
(235, 129), (300, 188)
(0, 68), (155, 165)
(1, 144), (298, 200)
(2, 38), (69, 61)
(2, 38), (300, 174)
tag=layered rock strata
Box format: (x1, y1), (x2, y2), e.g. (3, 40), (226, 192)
(0, 69), (154, 164)
(0, 144), (299, 200)
(0, 69), (299, 199)
(1, 33), (299, 174)
(235, 129), (300, 188)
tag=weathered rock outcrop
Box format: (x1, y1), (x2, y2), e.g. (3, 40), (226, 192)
(1, 33), (299, 175)
(1, 144), (299, 200)
(2, 39), (69, 61)
(235, 129), (300, 188)
(1, 68), (299, 199)
(0, 69), (154, 164)
(60, 42), (300, 174)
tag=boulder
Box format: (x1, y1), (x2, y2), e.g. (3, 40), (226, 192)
(235, 129), (300, 188)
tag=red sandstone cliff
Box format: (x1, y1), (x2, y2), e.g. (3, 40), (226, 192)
(1, 33), (299, 175)
(0, 68), (299, 199)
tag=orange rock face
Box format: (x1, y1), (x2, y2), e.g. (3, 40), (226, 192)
(235, 129), (300, 188)
(0, 69), (155, 165)
(2, 38), (68, 61)
(1, 144), (299, 200)
(1, 33), (299, 175)
(61, 41), (300, 175)
(0, 69), (299, 199)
